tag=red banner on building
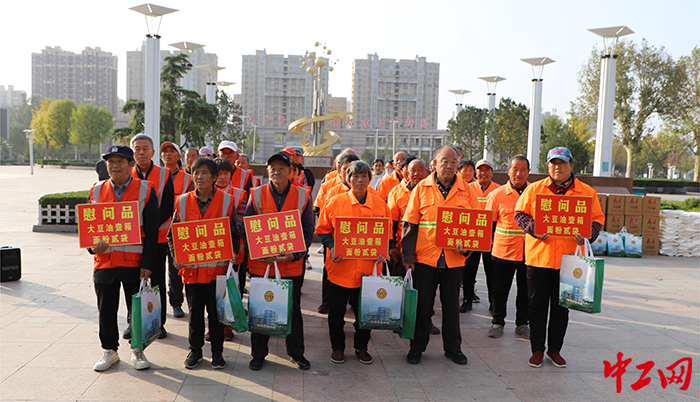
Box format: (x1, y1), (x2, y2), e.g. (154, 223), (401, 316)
(334, 217), (390, 260)
(171, 217), (235, 266)
(244, 210), (306, 260)
(77, 201), (142, 248)
(534, 194), (592, 238)
(435, 207), (493, 252)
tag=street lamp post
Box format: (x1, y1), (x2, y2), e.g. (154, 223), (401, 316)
(647, 163), (654, 178)
(196, 65), (226, 105)
(589, 25), (634, 177)
(374, 128), (379, 161)
(478, 76), (506, 161)
(521, 58), (555, 174)
(448, 89), (470, 119)
(251, 124), (258, 162)
(169, 41), (205, 92)
(24, 129), (36, 175)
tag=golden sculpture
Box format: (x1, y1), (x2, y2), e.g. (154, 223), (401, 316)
(288, 110), (352, 156)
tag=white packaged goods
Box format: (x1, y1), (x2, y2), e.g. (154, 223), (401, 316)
(659, 210), (700, 257)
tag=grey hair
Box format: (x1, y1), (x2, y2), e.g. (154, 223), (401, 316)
(346, 160), (372, 181)
(130, 133), (154, 149)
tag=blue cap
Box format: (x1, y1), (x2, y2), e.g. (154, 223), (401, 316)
(102, 145), (134, 162)
(546, 147), (572, 162)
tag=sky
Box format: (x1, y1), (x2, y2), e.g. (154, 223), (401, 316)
(2, 0), (698, 129)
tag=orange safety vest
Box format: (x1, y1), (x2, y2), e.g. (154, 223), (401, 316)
(470, 180), (501, 209)
(131, 164), (172, 243)
(174, 189), (234, 284)
(223, 186), (247, 265)
(387, 180), (411, 249)
(172, 169), (192, 196)
(313, 174), (342, 210)
(89, 178), (151, 269)
(247, 184), (308, 277)
(315, 190), (391, 288)
(403, 173), (479, 268)
(486, 182), (528, 262)
(514, 177), (606, 269)
(230, 167), (251, 190)
(378, 171), (402, 201)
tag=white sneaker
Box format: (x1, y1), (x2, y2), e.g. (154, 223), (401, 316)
(94, 349), (119, 371)
(131, 348), (151, 370)
(305, 259), (313, 269)
(316, 246), (324, 254)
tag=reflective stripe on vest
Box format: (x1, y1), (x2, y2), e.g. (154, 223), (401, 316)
(157, 166), (166, 206)
(495, 227), (525, 236)
(478, 196), (488, 203)
(240, 169), (248, 188)
(233, 188), (242, 209)
(253, 185), (305, 214)
(418, 221), (437, 229)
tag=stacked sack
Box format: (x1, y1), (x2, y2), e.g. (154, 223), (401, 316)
(659, 210), (700, 257)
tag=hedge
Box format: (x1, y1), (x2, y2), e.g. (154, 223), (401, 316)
(660, 198), (700, 212)
(633, 178), (700, 189)
(39, 190), (90, 208)
(39, 160), (97, 167)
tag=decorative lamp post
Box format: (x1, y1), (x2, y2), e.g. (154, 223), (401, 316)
(24, 129), (36, 175)
(448, 89), (470, 119)
(647, 163), (653, 179)
(300, 42), (337, 148)
(130, 3), (179, 165)
(521, 57), (555, 173)
(478, 76), (506, 161)
(196, 65), (226, 104)
(589, 25), (634, 177)
(169, 41), (205, 91)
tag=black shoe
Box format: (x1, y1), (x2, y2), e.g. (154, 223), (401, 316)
(459, 301), (472, 313)
(223, 328), (235, 341)
(291, 356), (310, 370)
(173, 306), (185, 318)
(249, 357), (265, 371)
(317, 304), (329, 314)
(430, 324), (441, 335)
(444, 351), (468, 365)
(407, 351), (422, 364)
(211, 353), (226, 369)
(158, 327), (167, 339)
(184, 350), (203, 369)
(122, 327), (131, 340)
(472, 293), (480, 303)
(204, 331), (210, 342)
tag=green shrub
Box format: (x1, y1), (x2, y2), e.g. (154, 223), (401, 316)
(634, 178), (700, 189)
(39, 191), (90, 208)
(661, 197), (700, 212)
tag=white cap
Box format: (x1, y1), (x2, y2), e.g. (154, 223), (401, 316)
(218, 140), (238, 152)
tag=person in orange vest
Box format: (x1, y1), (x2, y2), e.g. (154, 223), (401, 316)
(484, 155), (531, 340)
(402, 146), (479, 365)
(377, 151), (406, 201)
(217, 141), (253, 193)
(236, 154), (261, 187)
(170, 157), (241, 370)
(129, 134), (174, 340)
(161, 141), (192, 319)
(515, 147), (605, 368)
(462, 159), (501, 313)
(245, 152), (314, 371)
(386, 154), (417, 276)
(89, 145), (158, 372)
(316, 160), (390, 365)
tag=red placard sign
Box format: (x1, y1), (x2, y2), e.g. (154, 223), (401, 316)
(77, 201), (142, 248)
(244, 210), (306, 260)
(534, 194), (592, 238)
(334, 217), (390, 260)
(435, 207), (493, 252)
(171, 217), (235, 266)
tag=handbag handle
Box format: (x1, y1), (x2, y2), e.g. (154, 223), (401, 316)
(372, 261), (388, 277)
(574, 239), (594, 258)
(138, 278), (151, 292)
(263, 261), (282, 280)
(226, 262), (235, 278)
(403, 268), (413, 285)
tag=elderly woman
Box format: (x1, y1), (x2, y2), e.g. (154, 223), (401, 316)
(315, 161), (391, 365)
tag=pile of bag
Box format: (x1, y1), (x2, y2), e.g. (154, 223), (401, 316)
(659, 210), (700, 257)
(590, 227), (642, 258)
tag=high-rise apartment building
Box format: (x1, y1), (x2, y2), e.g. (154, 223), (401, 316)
(241, 50), (328, 127)
(0, 85), (27, 109)
(31, 46), (118, 116)
(351, 54), (439, 130)
(126, 44), (218, 101)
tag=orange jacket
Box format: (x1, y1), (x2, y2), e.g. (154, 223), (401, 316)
(387, 180), (411, 249)
(172, 169), (192, 196)
(247, 184), (308, 277)
(378, 171), (402, 201)
(314, 174), (341, 209)
(514, 177), (605, 269)
(315, 190), (391, 288)
(89, 178), (152, 269)
(470, 180), (501, 209)
(403, 174), (479, 268)
(486, 182), (528, 262)
(174, 190), (235, 284)
(131, 164), (172, 243)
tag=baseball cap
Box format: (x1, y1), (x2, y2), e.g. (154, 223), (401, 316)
(546, 147), (572, 162)
(199, 146), (214, 156)
(102, 145), (134, 162)
(281, 147), (296, 157)
(267, 151), (292, 167)
(218, 141), (238, 152)
(475, 159), (494, 170)
(294, 149), (303, 156)
(160, 141), (181, 156)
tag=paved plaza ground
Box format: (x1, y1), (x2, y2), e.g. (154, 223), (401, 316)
(1, 165), (698, 401)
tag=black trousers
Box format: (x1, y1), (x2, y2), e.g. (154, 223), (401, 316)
(462, 251), (494, 307)
(328, 281), (371, 351)
(491, 258), (528, 327)
(527, 265), (568, 354)
(321, 246), (330, 306)
(185, 281), (224, 355)
(410, 263), (462, 354)
(251, 275), (304, 359)
(94, 276), (140, 351)
(390, 253), (406, 278)
(152, 243), (168, 326)
(237, 249), (248, 295)
(166, 250), (184, 308)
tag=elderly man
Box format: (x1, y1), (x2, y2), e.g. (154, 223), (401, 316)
(218, 141), (253, 193)
(185, 147), (199, 173)
(402, 146), (478, 365)
(236, 154), (260, 187)
(199, 147), (214, 158)
(378, 151), (406, 201)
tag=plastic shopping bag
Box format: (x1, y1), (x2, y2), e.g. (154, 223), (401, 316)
(559, 239), (605, 314)
(216, 262), (249, 333)
(591, 231), (608, 256)
(131, 278), (161, 350)
(248, 262), (293, 337)
(359, 262), (403, 330)
(399, 269), (417, 340)
(623, 232), (643, 258)
(607, 228), (626, 257)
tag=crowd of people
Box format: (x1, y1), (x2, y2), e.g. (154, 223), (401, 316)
(87, 137), (605, 374)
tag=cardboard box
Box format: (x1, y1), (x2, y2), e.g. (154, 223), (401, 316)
(606, 214), (624, 233)
(641, 215), (660, 234)
(607, 194), (626, 215)
(624, 215), (643, 235)
(642, 235), (659, 255)
(624, 195), (644, 215)
(642, 196), (661, 216)
(597, 194), (607, 214)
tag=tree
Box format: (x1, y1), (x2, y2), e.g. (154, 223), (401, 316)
(30, 99), (53, 158)
(490, 97), (529, 164)
(210, 90), (244, 145)
(575, 39), (677, 177)
(446, 106), (486, 162)
(46, 99), (77, 160)
(538, 114), (592, 173)
(70, 104), (114, 160)
(8, 94), (41, 158)
(241, 128), (261, 161)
